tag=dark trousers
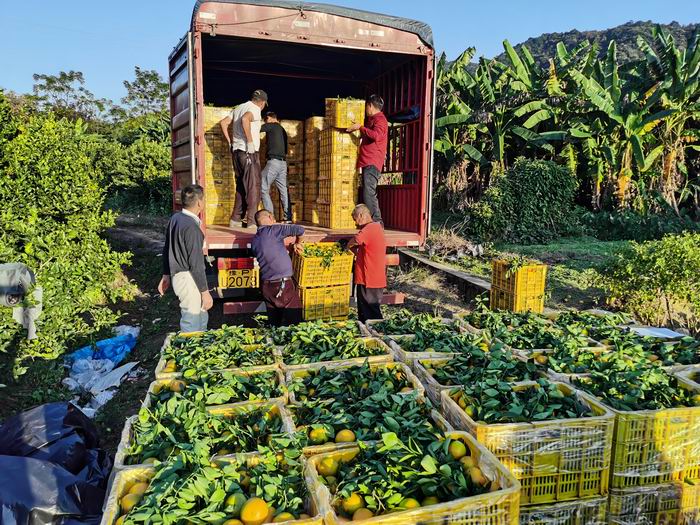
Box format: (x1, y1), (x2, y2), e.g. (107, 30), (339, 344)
(262, 278), (303, 327)
(231, 150), (261, 225)
(362, 165), (383, 224)
(356, 284), (383, 323)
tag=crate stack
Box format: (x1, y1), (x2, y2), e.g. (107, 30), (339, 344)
(303, 116), (324, 224)
(261, 120), (303, 222)
(292, 243), (355, 320)
(317, 98), (364, 229)
(202, 106), (235, 226)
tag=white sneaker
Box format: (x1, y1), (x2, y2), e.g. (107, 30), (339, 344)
(229, 220), (243, 228)
(246, 225), (258, 232)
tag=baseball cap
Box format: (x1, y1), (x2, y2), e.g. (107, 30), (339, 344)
(252, 89), (268, 103)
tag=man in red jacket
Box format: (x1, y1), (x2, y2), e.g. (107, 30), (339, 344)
(347, 95), (388, 225)
(347, 204), (386, 322)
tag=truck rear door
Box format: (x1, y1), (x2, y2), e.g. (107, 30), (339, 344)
(169, 32), (196, 209)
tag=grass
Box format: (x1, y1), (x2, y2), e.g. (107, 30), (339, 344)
(430, 235), (629, 310)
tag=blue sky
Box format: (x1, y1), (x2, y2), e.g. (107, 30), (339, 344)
(2, 0), (699, 101)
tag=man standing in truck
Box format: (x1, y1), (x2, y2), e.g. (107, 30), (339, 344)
(347, 204), (386, 322)
(220, 89), (268, 229)
(260, 112), (292, 222)
(158, 184), (213, 332)
(251, 210), (305, 326)
(347, 95), (388, 225)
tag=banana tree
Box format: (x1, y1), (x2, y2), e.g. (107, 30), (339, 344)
(638, 27), (700, 212)
(569, 41), (672, 207)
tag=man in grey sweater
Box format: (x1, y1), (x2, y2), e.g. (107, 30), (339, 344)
(158, 185), (213, 332)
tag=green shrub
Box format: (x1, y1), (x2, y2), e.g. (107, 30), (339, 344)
(598, 233), (700, 331)
(584, 209), (700, 241)
(0, 110), (133, 379)
(467, 158), (583, 243)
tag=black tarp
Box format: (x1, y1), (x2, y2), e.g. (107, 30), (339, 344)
(192, 0), (434, 48)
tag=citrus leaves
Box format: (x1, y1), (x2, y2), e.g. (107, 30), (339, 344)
(163, 326), (273, 373)
(301, 242), (349, 269)
(269, 320), (360, 346)
(372, 309), (453, 336)
(454, 378), (592, 424)
(174, 370), (282, 406)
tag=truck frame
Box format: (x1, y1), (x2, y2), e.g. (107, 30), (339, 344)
(169, 0), (436, 315)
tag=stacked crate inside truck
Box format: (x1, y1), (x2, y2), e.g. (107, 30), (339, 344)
(260, 120), (303, 222)
(203, 107), (236, 225)
(303, 116), (324, 224)
(317, 98), (364, 229)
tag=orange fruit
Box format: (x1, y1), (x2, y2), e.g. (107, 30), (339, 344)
(399, 497), (420, 509)
(335, 430), (356, 443)
(309, 427), (328, 444)
(470, 467), (488, 486)
(120, 494), (141, 513)
(240, 497), (269, 525)
(448, 440), (467, 460)
(341, 492), (364, 515)
(143, 457), (157, 465)
(115, 517), (125, 525)
(352, 508), (374, 521)
(273, 512), (295, 522)
(317, 457), (339, 477)
(128, 482), (149, 495)
(223, 520), (244, 525)
(460, 456), (475, 470)
(534, 355), (548, 365)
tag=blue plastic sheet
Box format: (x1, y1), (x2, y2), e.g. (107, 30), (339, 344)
(66, 334), (136, 365)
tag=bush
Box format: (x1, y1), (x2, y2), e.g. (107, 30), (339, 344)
(0, 109), (133, 379)
(584, 208), (700, 242)
(467, 158), (583, 243)
(598, 233), (700, 332)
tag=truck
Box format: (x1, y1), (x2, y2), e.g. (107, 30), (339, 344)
(168, 0), (435, 315)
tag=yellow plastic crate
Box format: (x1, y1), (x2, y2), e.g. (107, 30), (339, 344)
(205, 200), (233, 226)
(287, 143), (304, 162)
(681, 478), (700, 525)
(324, 97), (365, 129)
(317, 178), (358, 205)
(490, 260), (548, 314)
(608, 482), (682, 525)
(293, 242), (354, 287)
(441, 382), (614, 505)
(319, 129), (360, 180)
(280, 119), (304, 141)
(570, 373), (700, 489)
(300, 284), (351, 321)
(103, 454), (324, 525)
(317, 202), (355, 229)
(303, 201), (319, 225)
(288, 161), (303, 181)
(304, 180), (319, 202)
(305, 115), (325, 134)
(519, 496), (607, 525)
(307, 431), (520, 524)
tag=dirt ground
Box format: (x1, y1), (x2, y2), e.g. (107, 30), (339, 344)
(91, 215), (468, 452)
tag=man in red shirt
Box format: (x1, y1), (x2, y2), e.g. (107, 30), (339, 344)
(347, 95), (388, 225)
(347, 204), (386, 322)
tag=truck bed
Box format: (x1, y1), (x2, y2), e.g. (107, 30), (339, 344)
(206, 223), (421, 251)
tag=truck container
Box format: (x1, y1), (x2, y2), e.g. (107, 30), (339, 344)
(169, 0), (435, 314)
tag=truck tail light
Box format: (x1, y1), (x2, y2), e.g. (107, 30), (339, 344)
(217, 257), (256, 270)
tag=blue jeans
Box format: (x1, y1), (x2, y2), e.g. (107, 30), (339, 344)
(261, 159), (291, 221)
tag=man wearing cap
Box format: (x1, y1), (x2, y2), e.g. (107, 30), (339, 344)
(220, 89), (268, 229)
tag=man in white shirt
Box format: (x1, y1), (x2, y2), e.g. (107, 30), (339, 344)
(219, 89), (268, 229)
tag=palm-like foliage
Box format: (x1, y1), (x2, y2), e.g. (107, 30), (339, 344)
(435, 25), (700, 213)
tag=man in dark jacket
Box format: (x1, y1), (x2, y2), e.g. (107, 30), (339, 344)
(347, 94), (388, 225)
(251, 210), (305, 326)
(260, 112), (291, 222)
(158, 185), (213, 332)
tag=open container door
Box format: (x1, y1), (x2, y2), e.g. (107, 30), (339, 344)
(169, 32), (197, 210)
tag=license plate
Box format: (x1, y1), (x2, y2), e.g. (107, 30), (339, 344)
(218, 268), (259, 289)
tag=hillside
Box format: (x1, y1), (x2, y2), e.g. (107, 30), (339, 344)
(495, 20), (699, 66)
